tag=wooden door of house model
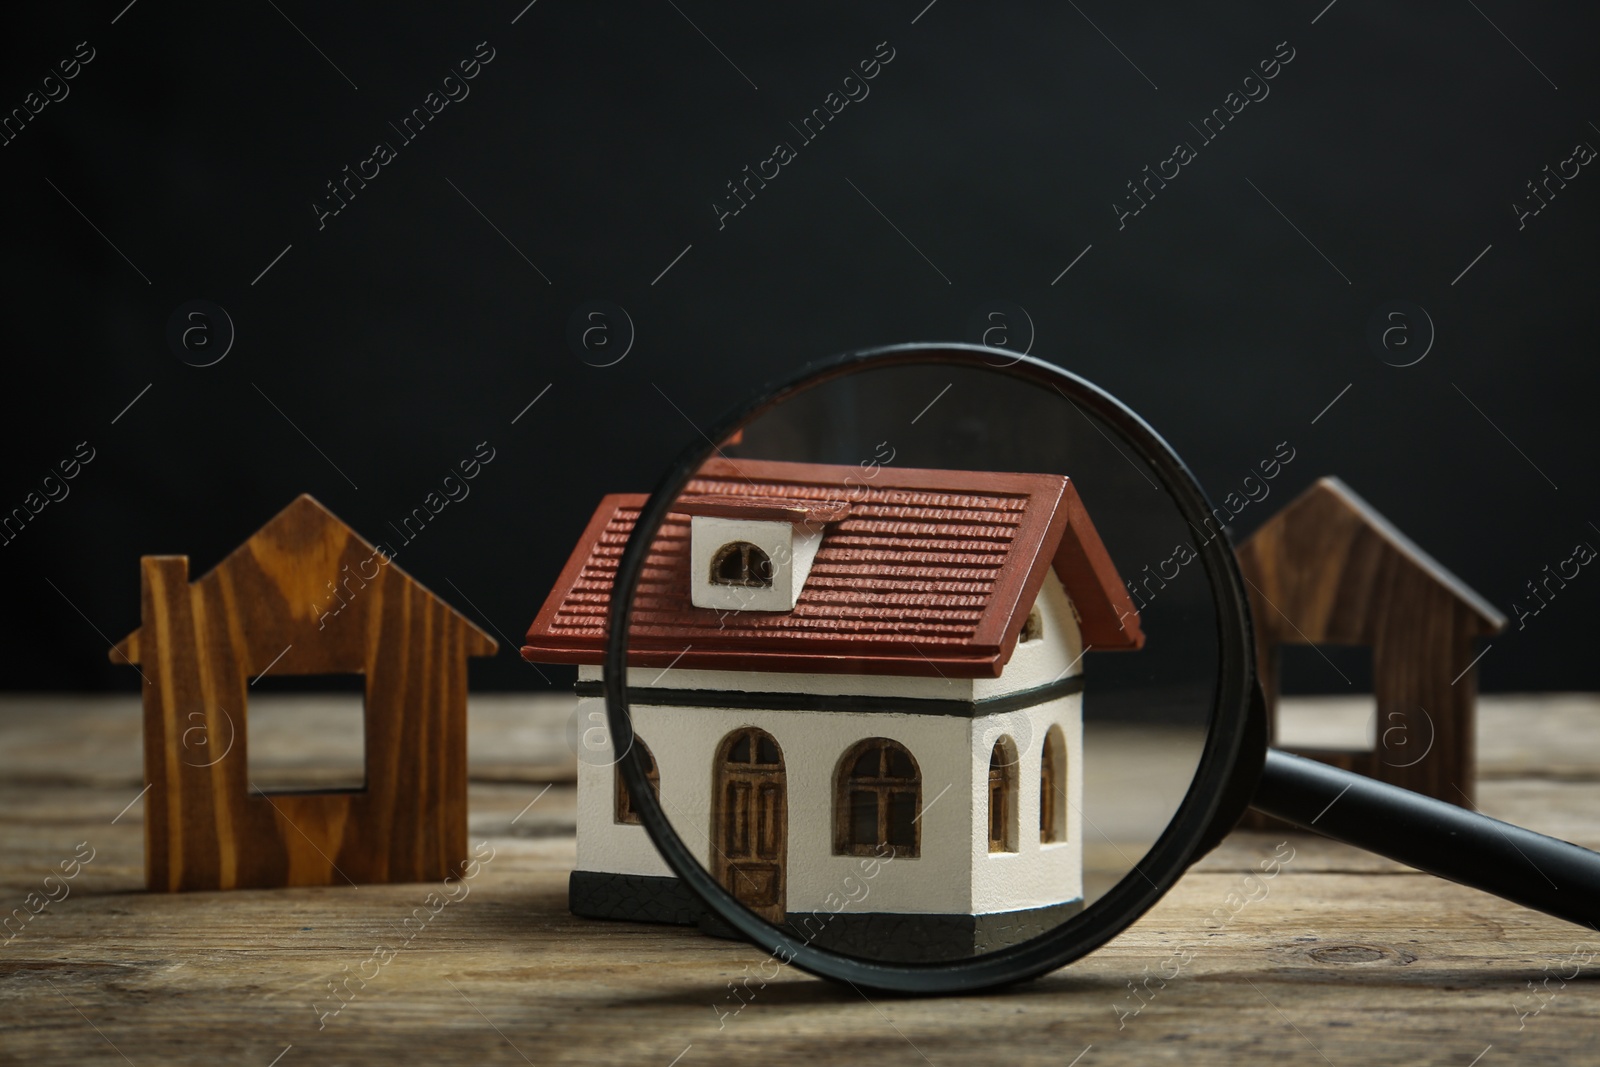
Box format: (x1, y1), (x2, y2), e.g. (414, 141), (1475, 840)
(712, 728), (786, 923)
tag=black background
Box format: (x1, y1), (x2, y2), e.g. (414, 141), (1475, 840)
(2, 1), (1594, 693)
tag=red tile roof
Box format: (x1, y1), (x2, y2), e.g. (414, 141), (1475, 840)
(522, 458), (1144, 678)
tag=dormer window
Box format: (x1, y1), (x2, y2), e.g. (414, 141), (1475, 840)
(678, 494), (846, 613)
(711, 542), (773, 587)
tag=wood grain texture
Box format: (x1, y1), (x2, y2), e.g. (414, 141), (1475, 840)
(106, 495), (497, 892)
(1, 695), (1598, 1065)
(1237, 477), (1504, 829)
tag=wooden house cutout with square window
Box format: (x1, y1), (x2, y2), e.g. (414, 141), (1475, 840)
(1237, 477), (1504, 829)
(110, 494), (497, 891)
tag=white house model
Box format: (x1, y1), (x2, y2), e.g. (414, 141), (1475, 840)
(522, 457), (1144, 959)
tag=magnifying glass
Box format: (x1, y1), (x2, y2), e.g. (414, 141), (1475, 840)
(524, 343), (1600, 994)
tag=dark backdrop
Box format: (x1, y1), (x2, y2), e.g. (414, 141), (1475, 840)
(3, 1), (1595, 693)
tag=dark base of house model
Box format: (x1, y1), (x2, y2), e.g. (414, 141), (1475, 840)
(569, 870), (1085, 962)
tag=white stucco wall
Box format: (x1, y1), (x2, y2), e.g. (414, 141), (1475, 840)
(970, 573), (1086, 912)
(967, 696), (1084, 913)
(575, 702), (974, 913)
(973, 571), (1085, 699)
(572, 572), (1087, 917)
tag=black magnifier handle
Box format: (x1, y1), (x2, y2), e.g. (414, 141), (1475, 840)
(1251, 749), (1600, 930)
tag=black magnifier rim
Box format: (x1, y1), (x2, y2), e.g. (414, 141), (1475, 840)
(604, 343), (1256, 994)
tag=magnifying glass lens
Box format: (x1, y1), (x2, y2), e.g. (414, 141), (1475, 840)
(524, 349), (1254, 983)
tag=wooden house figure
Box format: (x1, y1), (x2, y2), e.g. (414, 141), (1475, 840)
(111, 494), (497, 891)
(522, 458), (1144, 958)
(1237, 476), (1505, 823)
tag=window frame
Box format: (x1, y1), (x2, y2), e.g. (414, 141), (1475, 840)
(988, 736), (1019, 853)
(614, 738), (661, 825)
(833, 737), (922, 858)
(1020, 605), (1044, 643)
(1040, 724), (1067, 844)
(709, 541), (775, 588)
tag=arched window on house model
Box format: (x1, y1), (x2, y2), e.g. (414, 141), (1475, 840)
(1040, 724), (1067, 843)
(614, 738), (661, 825)
(835, 738), (921, 858)
(989, 736), (1019, 853)
(1020, 605), (1044, 643)
(709, 541), (773, 587)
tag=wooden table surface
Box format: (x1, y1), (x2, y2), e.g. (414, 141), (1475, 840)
(2, 693), (1598, 1066)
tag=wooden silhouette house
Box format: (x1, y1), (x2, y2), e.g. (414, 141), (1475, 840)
(1238, 477), (1504, 821)
(111, 494), (497, 891)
